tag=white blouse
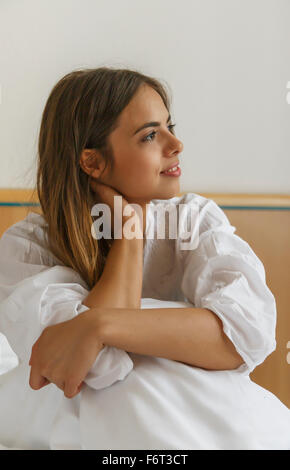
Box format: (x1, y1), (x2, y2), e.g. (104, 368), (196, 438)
(0, 192), (288, 450)
(142, 192), (277, 375)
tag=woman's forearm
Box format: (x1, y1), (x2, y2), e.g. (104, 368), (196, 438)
(82, 237), (143, 310)
(91, 306), (244, 371)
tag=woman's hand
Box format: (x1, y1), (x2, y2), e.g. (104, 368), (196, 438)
(28, 309), (104, 399)
(90, 180), (143, 235)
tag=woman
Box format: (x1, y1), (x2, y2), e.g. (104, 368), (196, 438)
(0, 67), (289, 450)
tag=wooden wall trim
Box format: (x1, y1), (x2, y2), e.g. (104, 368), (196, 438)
(1, 189), (290, 208)
(179, 192), (290, 208)
(0, 189), (38, 204)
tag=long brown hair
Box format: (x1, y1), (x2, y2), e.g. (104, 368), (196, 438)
(32, 67), (172, 289)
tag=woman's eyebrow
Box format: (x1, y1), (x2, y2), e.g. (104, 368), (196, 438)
(132, 113), (171, 136)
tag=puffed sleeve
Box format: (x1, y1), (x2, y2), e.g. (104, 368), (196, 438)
(36, 274), (133, 390)
(179, 195), (277, 375)
(0, 218), (133, 389)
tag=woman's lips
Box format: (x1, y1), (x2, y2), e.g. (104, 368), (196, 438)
(160, 165), (181, 177)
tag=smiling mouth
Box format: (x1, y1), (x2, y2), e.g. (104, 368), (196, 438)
(160, 167), (181, 178)
(160, 163), (180, 174)
(160, 164), (181, 176)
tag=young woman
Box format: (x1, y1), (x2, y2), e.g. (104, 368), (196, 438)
(0, 67), (289, 450)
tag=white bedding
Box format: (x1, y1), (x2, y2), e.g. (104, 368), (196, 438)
(1, 297), (290, 450)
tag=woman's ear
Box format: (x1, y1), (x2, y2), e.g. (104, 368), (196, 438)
(79, 149), (104, 178)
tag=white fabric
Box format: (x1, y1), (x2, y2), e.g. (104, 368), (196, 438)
(142, 193), (277, 376)
(0, 193), (289, 450)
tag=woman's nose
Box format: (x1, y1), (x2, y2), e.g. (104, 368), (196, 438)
(171, 138), (183, 154)
(177, 140), (183, 153)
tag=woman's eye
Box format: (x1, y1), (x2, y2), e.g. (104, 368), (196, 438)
(142, 124), (176, 143)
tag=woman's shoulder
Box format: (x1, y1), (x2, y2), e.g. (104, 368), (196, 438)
(1, 211), (47, 247)
(149, 191), (221, 215)
(150, 192), (203, 207)
(0, 211), (61, 267)
(148, 192), (235, 236)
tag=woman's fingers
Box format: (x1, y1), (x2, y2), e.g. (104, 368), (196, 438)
(64, 378), (83, 399)
(29, 342), (48, 389)
(29, 366), (83, 397)
(38, 377), (51, 388)
(29, 350), (62, 391)
(27, 314), (104, 399)
(29, 365), (66, 393)
(29, 367), (50, 390)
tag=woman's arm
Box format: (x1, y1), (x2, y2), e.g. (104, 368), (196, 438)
(28, 248), (242, 399)
(82, 236), (143, 310)
(82, 203), (242, 371)
(91, 305), (244, 371)
(82, 182), (144, 310)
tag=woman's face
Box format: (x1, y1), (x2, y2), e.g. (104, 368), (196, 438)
(82, 83), (184, 206)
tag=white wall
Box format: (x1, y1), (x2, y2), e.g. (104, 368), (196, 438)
(0, 0), (289, 193)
